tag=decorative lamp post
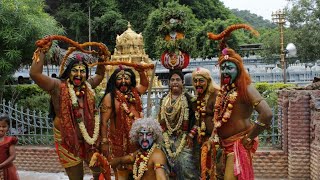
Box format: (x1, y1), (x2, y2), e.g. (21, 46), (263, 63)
(272, 9), (287, 83)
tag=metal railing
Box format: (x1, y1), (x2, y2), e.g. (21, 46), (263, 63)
(0, 88), (281, 148)
(0, 99), (53, 145)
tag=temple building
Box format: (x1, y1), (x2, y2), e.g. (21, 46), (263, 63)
(105, 22), (162, 88)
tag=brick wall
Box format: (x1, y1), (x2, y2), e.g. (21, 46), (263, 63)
(310, 91), (320, 179)
(253, 149), (288, 178)
(15, 146), (90, 173)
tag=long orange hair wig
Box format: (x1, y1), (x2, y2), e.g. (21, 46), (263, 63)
(207, 24), (259, 104)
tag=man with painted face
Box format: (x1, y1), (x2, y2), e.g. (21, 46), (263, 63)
(191, 67), (219, 144)
(190, 67), (219, 177)
(158, 69), (199, 180)
(30, 51), (105, 180)
(100, 65), (149, 179)
(109, 118), (168, 180)
(205, 47), (273, 180)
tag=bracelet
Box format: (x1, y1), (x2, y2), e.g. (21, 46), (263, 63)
(254, 120), (266, 127)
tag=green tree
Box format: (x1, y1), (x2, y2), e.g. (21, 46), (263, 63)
(49, 0), (128, 52)
(285, 0), (320, 62)
(0, 0), (63, 98)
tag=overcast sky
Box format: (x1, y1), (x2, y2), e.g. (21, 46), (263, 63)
(221, 0), (288, 21)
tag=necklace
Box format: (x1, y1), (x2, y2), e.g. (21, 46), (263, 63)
(211, 84), (238, 142)
(195, 93), (210, 140)
(160, 92), (189, 134)
(68, 81), (100, 145)
(133, 143), (158, 180)
(115, 89), (142, 120)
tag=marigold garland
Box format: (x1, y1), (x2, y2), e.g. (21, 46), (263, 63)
(201, 144), (209, 180)
(211, 84), (238, 143)
(133, 143), (158, 180)
(68, 81), (100, 145)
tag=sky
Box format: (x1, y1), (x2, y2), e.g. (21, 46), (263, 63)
(221, 0), (289, 21)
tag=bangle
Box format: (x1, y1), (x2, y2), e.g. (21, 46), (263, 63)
(255, 120), (266, 127)
(245, 134), (252, 143)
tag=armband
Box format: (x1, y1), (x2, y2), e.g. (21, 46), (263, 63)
(254, 120), (266, 127)
(154, 163), (167, 171)
(253, 99), (264, 109)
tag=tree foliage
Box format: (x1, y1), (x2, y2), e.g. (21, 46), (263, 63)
(285, 0), (320, 62)
(0, 0), (63, 92)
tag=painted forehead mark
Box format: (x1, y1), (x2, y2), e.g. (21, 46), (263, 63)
(72, 65), (86, 70)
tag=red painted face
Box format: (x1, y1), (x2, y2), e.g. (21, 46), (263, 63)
(116, 71), (132, 93)
(70, 64), (87, 87)
(193, 75), (208, 94)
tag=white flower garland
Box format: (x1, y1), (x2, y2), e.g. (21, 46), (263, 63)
(68, 81), (100, 145)
(163, 132), (187, 158)
(133, 143), (158, 180)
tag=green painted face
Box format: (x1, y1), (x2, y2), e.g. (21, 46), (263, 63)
(221, 61), (238, 85)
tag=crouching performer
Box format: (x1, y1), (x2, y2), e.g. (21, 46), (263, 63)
(110, 117), (169, 180)
(205, 24), (273, 180)
(30, 36), (109, 180)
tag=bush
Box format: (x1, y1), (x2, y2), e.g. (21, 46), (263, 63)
(2, 84), (50, 113)
(17, 93), (50, 113)
(254, 82), (296, 107)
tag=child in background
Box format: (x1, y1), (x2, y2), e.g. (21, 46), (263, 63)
(0, 114), (19, 180)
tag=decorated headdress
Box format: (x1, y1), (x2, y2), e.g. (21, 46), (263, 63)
(192, 67), (220, 93)
(207, 24), (259, 103)
(129, 118), (163, 144)
(158, 5), (192, 70)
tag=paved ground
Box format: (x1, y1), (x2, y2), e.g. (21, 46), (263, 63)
(18, 171), (93, 180)
(18, 170), (285, 180)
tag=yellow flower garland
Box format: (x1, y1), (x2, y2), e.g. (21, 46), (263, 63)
(68, 81), (100, 145)
(133, 143), (158, 180)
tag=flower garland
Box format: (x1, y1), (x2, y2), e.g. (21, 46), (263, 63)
(195, 93), (210, 142)
(160, 92), (189, 135)
(133, 143), (158, 180)
(68, 81), (100, 145)
(116, 89), (142, 121)
(163, 132), (187, 158)
(211, 83), (238, 142)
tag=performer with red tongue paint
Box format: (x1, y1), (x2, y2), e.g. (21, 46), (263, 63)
(100, 65), (149, 180)
(204, 24), (273, 180)
(190, 67), (220, 179)
(30, 50), (106, 180)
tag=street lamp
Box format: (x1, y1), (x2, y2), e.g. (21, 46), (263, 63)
(272, 9), (287, 83)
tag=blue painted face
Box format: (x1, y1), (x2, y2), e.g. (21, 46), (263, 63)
(221, 61), (238, 85)
(138, 128), (154, 150)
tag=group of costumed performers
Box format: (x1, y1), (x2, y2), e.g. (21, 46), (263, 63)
(29, 23), (273, 180)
